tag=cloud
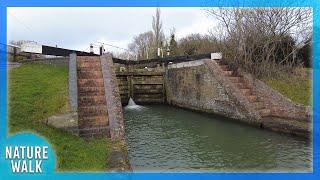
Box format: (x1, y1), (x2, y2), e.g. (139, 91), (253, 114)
(7, 7), (218, 53)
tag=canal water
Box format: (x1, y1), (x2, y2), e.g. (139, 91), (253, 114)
(123, 105), (311, 172)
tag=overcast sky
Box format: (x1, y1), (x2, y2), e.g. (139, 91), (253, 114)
(7, 7), (218, 54)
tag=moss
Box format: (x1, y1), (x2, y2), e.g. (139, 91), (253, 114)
(263, 68), (311, 106)
(8, 64), (111, 171)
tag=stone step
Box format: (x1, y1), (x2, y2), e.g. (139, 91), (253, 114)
(78, 115), (108, 126)
(247, 95), (258, 102)
(78, 78), (104, 87)
(78, 105), (108, 116)
(216, 60), (226, 65)
(220, 65), (229, 71)
(253, 101), (265, 110)
(78, 111), (107, 118)
(229, 76), (242, 83)
(79, 90), (105, 97)
(259, 109), (271, 117)
(78, 71), (103, 79)
(77, 66), (102, 71)
(223, 70), (233, 76)
(77, 58), (100, 63)
(234, 82), (247, 89)
(77, 61), (101, 68)
(78, 87), (105, 93)
(240, 88), (251, 96)
(78, 95), (106, 106)
(79, 115), (108, 122)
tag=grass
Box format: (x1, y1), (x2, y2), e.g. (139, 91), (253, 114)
(8, 64), (111, 171)
(263, 68), (312, 106)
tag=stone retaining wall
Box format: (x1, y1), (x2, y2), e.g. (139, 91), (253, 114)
(101, 55), (125, 140)
(69, 54), (78, 112)
(165, 59), (311, 137)
(165, 59), (259, 124)
(238, 69), (311, 122)
(20, 57), (69, 67)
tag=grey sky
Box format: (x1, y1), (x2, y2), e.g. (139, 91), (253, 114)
(7, 7), (218, 54)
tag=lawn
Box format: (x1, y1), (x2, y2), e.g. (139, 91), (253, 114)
(263, 68), (312, 106)
(8, 64), (111, 171)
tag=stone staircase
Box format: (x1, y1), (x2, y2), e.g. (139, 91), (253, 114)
(216, 60), (271, 118)
(77, 56), (109, 138)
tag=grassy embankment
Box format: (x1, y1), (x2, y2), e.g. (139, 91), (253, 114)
(262, 68), (312, 106)
(9, 64), (110, 171)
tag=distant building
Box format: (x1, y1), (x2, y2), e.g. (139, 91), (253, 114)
(7, 43), (43, 62)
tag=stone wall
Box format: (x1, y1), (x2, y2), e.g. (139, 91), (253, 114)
(101, 55), (126, 140)
(165, 59), (310, 137)
(68, 54), (78, 112)
(238, 70), (311, 122)
(165, 59), (257, 124)
(20, 57), (69, 67)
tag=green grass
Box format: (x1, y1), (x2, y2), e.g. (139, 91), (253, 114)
(8, 64), (111, 171)
(263, 68), (312, 106)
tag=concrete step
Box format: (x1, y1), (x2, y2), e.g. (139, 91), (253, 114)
(229, 76), (242, 83)
(234, 82), (247, 89)
(77, 61), (101, 68)
(253, 101), (264, 110)
(259, 109), (271, 117)
(247, 95), (258, 102)
(78, 71), (103, 79)
(240, 88), (251, 96)
(78, 78), (104, 87)
(223, 70), (233, 76)
(78, 95), (106, 106)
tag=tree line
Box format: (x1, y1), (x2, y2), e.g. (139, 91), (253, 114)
(119, 8), (312, 78)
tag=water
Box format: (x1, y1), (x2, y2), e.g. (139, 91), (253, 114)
(123, 105), (311, 172)
(125, 98), (146, 111)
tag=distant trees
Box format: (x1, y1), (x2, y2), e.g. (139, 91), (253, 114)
(152, 8), (165, 56)
(128, 8), (166, 59)
(206, 8), (312, 77)
(126, 7), (312, 77)
(178, 34), (219, 56)
(297, 38), (312, 68)
(128, 31), (154, 59)
(168, 31), (179, 56)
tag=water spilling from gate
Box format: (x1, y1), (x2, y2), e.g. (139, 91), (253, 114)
(125, 97), (146, 111)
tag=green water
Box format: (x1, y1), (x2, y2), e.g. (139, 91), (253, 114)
(123, 105), (311, 172)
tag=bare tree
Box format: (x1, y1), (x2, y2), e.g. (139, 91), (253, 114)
(128, 31), (154, 59)
(152, 8), (165, 56)
(179, 33), (219, 56)
(206, 8), (312, 77)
